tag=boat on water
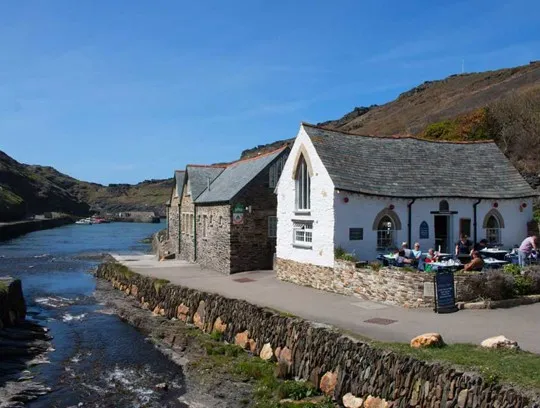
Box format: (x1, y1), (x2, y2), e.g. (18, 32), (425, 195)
(75, 218), (93, 225)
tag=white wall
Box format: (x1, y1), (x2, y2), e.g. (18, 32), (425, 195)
(276, 125), (336, 267)
(334, 194), (534, 261)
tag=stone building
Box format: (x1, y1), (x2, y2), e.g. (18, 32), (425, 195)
(195, 147), (289, 273)
(166, 170), (185, 254)
(179, 165), (226, 262)
(276, 123), (537, 275)
(166, 147), (290, 273)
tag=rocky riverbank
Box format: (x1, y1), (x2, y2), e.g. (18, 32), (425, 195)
(0, 217), (74, 242)
(94, 278), (256, 408)
(0, 278), (53, 407)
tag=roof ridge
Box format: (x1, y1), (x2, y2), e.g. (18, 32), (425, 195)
(301, 122), (495, 145)
(187, 164), (227, 168)
(225, 145), (288, 167)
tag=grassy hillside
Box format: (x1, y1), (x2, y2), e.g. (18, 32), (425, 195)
(0, 151), (173, 221)
(319, 61), (540, 176)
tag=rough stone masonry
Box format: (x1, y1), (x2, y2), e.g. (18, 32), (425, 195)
(96, 262), (540, 407)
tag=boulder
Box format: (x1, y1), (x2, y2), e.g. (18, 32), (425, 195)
(193, 301), (206, 330)
(343, 392), (364, 408)
(248, 339), (257, 353)
(480, 335), (519, 350)
(155, 382), (169, 391)
(213, 317), (227, 333)
(279, 346), (292, 366)
(177, 304), (189, 321)
(260, 343), (274, 361)
(364, 395), (389, 408)
(410, 333), (444, 349)
(235, 331), (250, 349)
(319, 371), (338, 396)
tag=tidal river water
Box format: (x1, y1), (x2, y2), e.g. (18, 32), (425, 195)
(0, 223), (188, 408)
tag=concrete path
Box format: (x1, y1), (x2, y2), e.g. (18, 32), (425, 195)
(111, 254), (540, 353)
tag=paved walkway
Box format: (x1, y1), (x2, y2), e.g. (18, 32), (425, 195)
(111, 254), (540, 353)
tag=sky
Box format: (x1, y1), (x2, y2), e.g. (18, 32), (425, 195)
(0, 0), (539, 185)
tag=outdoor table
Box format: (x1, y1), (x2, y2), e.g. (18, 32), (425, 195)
(482, 258), (508, 268)
(430, 260), (461, 272)
(480, 248), (509, 261)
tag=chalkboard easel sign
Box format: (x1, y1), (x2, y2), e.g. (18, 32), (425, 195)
(433, 271), (458, 314)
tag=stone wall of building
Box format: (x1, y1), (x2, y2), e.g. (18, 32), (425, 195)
(169, 195), (181, 254)
(196, 204), (231, 274)
(179, 186), (196, 262)
(230, 169), (277, 273)
(96, 262), (540, 408)
(276, 258), (479, 308)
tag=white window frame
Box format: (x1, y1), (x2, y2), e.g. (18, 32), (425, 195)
(376, 216), (395, 249)
(268, 216), (277, 238)
(485, 215), (501, 245)
(293, 220), (313, 248)
(295, 156), (311, 211)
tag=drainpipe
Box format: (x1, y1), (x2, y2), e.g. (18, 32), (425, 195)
(193, 205), (198, 261)
(473, 199), (482, 244)
(407, 198), (416, 247)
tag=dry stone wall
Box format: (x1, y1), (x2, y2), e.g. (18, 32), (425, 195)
(196, 204), (231, 273)
(96, 262), (540, 407)
(276, 258), (481, 308)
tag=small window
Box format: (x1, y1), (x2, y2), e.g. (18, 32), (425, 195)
(219, 216), (223, 226)
(293, 221), (313, 247)
(268, 216), (277, 238)
(269, 155), (287, 189)
(209, 215), (213, 225)
(190, 214), (194, 235)
(349, 228), (363, 241)
(460, 218), (471, 238)
(439, 200), (449, 212)
(197, 215), (201, 223)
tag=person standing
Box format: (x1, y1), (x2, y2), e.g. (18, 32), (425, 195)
(518, 235), (538, 267)
(455, 234), (472, 263)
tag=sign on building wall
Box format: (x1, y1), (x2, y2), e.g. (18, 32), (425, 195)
(419, 221), (429, 239)
(232, 203), (245, 225)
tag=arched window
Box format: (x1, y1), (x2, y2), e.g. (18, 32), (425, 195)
(439, 200), (449, 212)
(483, 209), (504, 245)
(295, 155), (311, 210)
(376, 215), (396, 249)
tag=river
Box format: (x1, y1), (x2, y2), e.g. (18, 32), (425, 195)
(0, 222), (188, 408)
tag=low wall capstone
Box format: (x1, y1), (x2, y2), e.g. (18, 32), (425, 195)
(96, 262), (540, 407)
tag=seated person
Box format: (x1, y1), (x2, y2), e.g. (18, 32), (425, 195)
(463, 251), (484, 272)
(425, 248), (438, 263)
(411, 242), (422, 261)
(401, 242), (413, 259)
(393, 249), (413, 266)
(472, 239), (488, 254)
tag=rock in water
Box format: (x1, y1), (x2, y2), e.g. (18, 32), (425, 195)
(155, 382), (169, 391)
(410, 333), (444, 348)
(480, 335), (519, 350)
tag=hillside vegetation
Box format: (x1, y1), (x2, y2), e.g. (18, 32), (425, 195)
(0, 152), (173, 222)
(320, 61), (540, 176)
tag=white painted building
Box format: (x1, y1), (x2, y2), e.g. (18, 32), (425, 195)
(276, 123), (537, 269)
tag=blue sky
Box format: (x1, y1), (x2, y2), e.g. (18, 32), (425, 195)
(1, 0), (539, 184)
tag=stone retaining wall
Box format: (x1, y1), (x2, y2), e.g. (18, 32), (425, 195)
(96, 262), (540, 407)
(0, 217), (74, 242)
(276, 258), (479, 308)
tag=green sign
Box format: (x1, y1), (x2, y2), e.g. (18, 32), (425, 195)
(232, 204), (245, 225)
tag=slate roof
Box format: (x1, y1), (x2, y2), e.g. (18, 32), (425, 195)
(173, 170), (185, 199)
(186, 166), (226, 199)
(196, 147), (288, 204)
(303, 123), (537, 199)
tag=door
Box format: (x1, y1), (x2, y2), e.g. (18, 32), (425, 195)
(434, 215), (450, 253)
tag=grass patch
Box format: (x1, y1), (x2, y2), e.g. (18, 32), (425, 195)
(115, 263), (136, 279)
(371, 341), (540, 390)
(0, 281), (8, 294)
(153, 278), (170, 294)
